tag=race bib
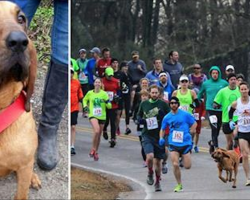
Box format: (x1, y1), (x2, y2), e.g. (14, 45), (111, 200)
(107, 91), (114, 101)
(194, 113), (199, 120)
(163, 92), (169, 101)
(209, 115), (218, 124)
(172, 130), (184, 143)
(146, 117), (158, 130)
(243, 117), (250, 125)
(79, 72), (88, 82)
(179, 105), (189, 111)
(93, 107), (102, 117)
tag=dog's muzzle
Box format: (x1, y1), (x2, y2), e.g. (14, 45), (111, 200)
(6, 31), (29, 53)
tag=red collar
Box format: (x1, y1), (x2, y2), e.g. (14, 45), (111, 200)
(0, 91), (26, 133)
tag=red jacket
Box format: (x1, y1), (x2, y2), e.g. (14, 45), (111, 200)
(96, 58), (111, 77)
(102, 77), (120, 109)
(71, 79), (83, 112)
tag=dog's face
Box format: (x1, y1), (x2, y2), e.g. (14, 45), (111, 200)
(0, 1), (30, 86)
(211, 148), (230, 162)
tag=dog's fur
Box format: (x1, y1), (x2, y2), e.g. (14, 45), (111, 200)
(0, 2), (40, 199)
(211, 148), (240, 188)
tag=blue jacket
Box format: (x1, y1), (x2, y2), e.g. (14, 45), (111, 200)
(157, 80), (175, 101)
(145, 70), (173, 86)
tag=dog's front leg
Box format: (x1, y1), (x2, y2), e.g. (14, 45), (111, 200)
(218, 165), (227, 183)
(14, 162), (33, 200)
(232, 163), (238, 188)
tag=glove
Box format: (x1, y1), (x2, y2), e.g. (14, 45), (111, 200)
(229, 121), (236, 130)
(201, 116), (205, 121)
(83, 106), (89, 113)
(159, 138), (165, 146)
(189, 103), (195, 109)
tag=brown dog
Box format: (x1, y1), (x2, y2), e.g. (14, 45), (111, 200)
(211, 148), (240, 188)
(0, 2), (41, 199)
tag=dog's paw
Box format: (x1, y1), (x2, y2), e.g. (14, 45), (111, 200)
(30, 173), (41, 190)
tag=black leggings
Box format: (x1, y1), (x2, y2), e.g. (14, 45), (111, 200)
(104, 109), (117, 140)
(139, 135), (146, 161)
(122, 94), (131, 125)
(207, 110), (222, 148)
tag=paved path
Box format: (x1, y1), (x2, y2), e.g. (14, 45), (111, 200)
(71, 117), (250, 199)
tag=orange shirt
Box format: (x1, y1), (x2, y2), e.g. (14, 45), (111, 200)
(71, 79), (83, 112)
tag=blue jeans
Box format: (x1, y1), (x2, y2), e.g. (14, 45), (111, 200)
(10, 0), (68, 65)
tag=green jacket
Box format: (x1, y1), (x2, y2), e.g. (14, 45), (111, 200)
(198, 66), (228, 111)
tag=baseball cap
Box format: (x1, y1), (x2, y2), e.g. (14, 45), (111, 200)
(90, 47), (101, 54)
(159, 72), (167, 78)
(79, 48), (86, 54)
(226, 65), (234, 71)
(105, 67), (114, 76)
(131, 50), (139, 58)
(179, 75), (189, 81)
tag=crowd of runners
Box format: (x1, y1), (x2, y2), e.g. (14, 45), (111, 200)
(70, 47), (250, 192)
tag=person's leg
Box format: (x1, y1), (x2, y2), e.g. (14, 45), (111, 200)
(153, 158), (162, 191)
(170, 151), (181, 184)
(239, 139), (250, 182)
(109, 109), (117, 147)
(96, 123), (104, 152)
(124, 94), (131, 132)
(89, 118), (100, 152)
(103, 110), (110, 140)
(182, 152), (192, 169)
(225, 133), (234, 150)
(139, 135), (146, 162)
(37, 0), (68, 171)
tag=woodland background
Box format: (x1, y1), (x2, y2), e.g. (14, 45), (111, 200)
(71, 0), (250, 80)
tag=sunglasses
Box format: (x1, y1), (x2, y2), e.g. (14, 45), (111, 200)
(181, 80), (188, 83)
(170, 102), (178, 105)
(193, 67), (201, 70)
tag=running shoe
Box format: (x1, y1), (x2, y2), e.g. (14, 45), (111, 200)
(125, 127), (131, 135)
(103, 130), (108, 140)
(179, 157), (183, 168)
(154, 182), (162, 192)
(162, 162), (168, 174)
(174, 184), (183, 192)
(89, 149), (95, 158)
(194, 146), (199, 153)
(71, 147), (76, 155)
(109, 139), (116, 148)
(246, 180), (250, 186)
(147, 173), (154, 185)
(93, 152), (99, 161)
(116, 127), (121, 136)
(208, 140), (215, 154)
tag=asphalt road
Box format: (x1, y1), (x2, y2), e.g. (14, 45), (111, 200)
(72, 116), (250, 199)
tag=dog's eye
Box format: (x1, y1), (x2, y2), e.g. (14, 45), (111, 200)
(17, 15), (26, 25)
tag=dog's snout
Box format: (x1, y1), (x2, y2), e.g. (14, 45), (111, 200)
(6, 31), (29, 52)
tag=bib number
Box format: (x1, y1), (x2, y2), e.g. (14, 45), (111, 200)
(79, 72), (87, 82)
(163, 92), (169, 101)
(209, 115), (218, 124)
(172, 130), (184, 143)
(93, 107), (102, 117)
(146, 117), (158, 130)
(107, 91), (114, 101)
(194, 113), (199, 120)
(179, 105), (189, 111)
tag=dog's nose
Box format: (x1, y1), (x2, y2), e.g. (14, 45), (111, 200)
(6, 31), (29, 52)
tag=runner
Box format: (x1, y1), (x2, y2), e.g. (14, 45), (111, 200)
(157, 72), (175, 103)
(83, 78), (111, 161)
(137, 85), (170, 192)
(198, 66), (228, 154)
(133, 89), (149, 167)
(188, 64), (207, 153)
(70, 67), (83, 155)
(102, 67), (120, 147)
(229, 81), (250, 186)
(213, 73), (241, 150)
(95, 47), (111, 77)
(159, 96), (197, 192)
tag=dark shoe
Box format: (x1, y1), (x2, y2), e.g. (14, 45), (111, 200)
(154, 182), (162, 192)
(162, 162), (168, 174)
(103, 130), (108, 140)
(125, 127), (131, 135)
(147, 173), (154, 185)
(71, 147), (76, 155)
(208, 140), (215, 154)
(109, 139), (116, 148)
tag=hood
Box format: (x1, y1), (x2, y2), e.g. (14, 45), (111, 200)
(209, 66), (222, 81)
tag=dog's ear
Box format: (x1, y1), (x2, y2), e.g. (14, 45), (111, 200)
(221, 151), (231, 159)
